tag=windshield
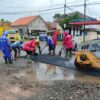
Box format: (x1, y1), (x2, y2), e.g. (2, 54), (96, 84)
(6, 30), (16, 34)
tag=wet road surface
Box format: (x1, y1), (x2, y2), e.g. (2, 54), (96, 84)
(11, 59), (100, 83)
(0, 57), (100, 100)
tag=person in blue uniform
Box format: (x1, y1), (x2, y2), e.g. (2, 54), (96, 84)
(0, 31), (12, 64)
(45, 36), (55, 55)
(10, 41), (24, 59)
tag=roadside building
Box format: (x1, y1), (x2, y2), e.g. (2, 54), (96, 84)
(69, 20), (100, 42)
(12, 16), (48, 38)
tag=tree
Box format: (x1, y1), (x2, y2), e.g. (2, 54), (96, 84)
(53, 13), (61, 20)
(1, 19), (4, 22)
(59, 12), (81, 29)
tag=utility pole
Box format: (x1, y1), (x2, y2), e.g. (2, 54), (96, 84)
(64, 0), (66, 15)
(83, 0), (86, 42)
(64, 0), (66, 32)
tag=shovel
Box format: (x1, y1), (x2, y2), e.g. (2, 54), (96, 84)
(39, 44), (47, 54)
(58, 47), (63, 56)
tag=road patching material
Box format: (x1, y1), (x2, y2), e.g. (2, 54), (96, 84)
(21, 54), (75, 69)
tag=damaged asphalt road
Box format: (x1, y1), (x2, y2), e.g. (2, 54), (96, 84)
(21, 54), (75, 70)
(0, 58), (100, 100)
(0, 45), (100, 100)
(20, 53), (100, 77)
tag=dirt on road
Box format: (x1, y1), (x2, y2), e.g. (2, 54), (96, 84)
(0, 58), (100, 100)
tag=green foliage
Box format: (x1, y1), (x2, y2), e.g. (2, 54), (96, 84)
(1, 19), (5, 22)
(53, 13), (61, 20)
(0, 19), (10, 23)
(59, 12), (81, 29)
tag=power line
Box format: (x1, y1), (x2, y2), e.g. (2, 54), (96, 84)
(66, 5), (74, 12)
(87, 7), (93, 17)
(0, 0), (83, 9)
(0, 6), (64, 15)
(0, 2), (100, 15)
(0, 1), (100, 9)
(87, 6), (98, 17)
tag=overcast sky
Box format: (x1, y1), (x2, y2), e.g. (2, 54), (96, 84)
(0, 0), (100, 22)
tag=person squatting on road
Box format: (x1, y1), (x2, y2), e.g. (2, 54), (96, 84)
(45, 35), (56, 55)
(63, 32), (74, 56)
(0, 31), (12, 64)
(23, 38), (40, 63)
(10, 41), (24, 59)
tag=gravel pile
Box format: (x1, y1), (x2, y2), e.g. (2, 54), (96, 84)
(29, 80), (100, 100)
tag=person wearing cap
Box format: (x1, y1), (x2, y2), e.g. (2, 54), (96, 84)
(10, 40), (24, 59)
(0, 31), (12, 64)
(23, 38), (40, 62)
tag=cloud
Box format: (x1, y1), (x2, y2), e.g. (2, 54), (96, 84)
(0, 0), (100, 21)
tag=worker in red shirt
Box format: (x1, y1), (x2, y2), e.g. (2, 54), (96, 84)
(63, 32), (74, 56)
(23, 39), (40, 63)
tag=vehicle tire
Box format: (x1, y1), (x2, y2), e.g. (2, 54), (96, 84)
(74, 58), (91, 71)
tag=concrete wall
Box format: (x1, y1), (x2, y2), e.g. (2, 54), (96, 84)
(12, 26), (27, 33)
(28, 17), (48, 33)
(73, 31), (98, 43)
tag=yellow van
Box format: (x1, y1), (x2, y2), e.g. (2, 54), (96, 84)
(6, 30), (21, 43)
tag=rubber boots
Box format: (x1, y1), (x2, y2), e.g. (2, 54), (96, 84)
(4, 57), (8, 64)
(27, 55), (32, 63)
(4, 57), (13, 64)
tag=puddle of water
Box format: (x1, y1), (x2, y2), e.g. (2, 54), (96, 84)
(26, 63), (70, 81)
(23, 62), (75, 81)
(15, 62), (100, 83)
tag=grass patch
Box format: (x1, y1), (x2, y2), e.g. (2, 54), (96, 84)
(57, 41), (63, 45)
(0, 52), (3, 57)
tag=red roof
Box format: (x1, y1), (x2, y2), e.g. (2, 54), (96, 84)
(12, 16), (39, 26)
(69, 20), (100, 26)
(46, 22), (57, 30)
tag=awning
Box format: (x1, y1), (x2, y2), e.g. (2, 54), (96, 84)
(69, 20), (100, 25)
